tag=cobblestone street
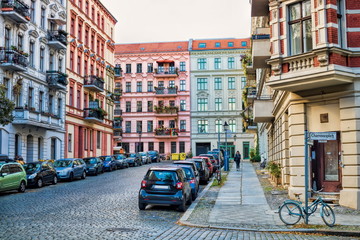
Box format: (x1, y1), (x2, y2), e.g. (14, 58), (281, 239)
(0, 162), (357, 239)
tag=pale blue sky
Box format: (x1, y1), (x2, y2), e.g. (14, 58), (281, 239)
(102, 0), (251, 44)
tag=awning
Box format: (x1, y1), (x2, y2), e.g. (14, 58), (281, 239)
(156, 59), (174, 63)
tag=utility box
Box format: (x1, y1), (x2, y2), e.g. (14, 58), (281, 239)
(171, 153), (180, 161)
(180, 152), (186, 160)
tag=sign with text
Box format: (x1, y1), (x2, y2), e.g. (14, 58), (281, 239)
(309, 132), (337, 141)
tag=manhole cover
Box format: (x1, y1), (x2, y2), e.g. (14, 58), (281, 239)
(106, 228), (138, 232)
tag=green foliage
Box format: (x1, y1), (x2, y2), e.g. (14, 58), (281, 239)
(0, 85), (15, 126)
(186, 151), (193, 158)
(266, 161), (281, 178)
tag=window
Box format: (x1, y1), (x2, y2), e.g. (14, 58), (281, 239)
(68, 134), (72, 152)
(197, 98), (208, 111)
(136, 121), (142, 133)
(180, 80), (186, 91)
(241, 41), (247, 47)
(97, 12), (100, 26)
(84, 129), (87, 150)
(289, 0), (312, 55)
(171, 142), (177, 153)
(179, 142), (185, 153)
(180, 100), (186, 111)
(78, 0), (83, 9)
(77, 90), (81, 108)
(30, 1), (35, 22)
(78, 22), (83, 41)
(3, 78), (9, 98)
(136, 63), (142, 73)
(126, 64), (131, 73)
(214, 78), (222, 90)
(125, 121), (131, 133)
(29, 41), (35, 67)
(229, 119), (236, 133)
(169, 100), (175, 107)
(214, 58), (221, 69)
(241, 77), (246, 89)
(85, 1), (89, 15)
(147, 81), (153, 92)
(69, 51), (74, 71)
(77, 55), (81, 75)
(49, 53), (55, 71)
(85, 26), (89, 46)
(215, 119), (222, 133)
(228, 98), (236, 110)
(198, 120), (208, 133)
(126, 101), (131, 112)
(17, 34), (23, 51)
(147, 121), (153, 132)
(69, 87), (74, 106)
(215, 98), (222, 111)
(147, 101), (153, 112)
(97, 131), (101, 149)
(228, 77), (235, 89)
(169, 80), (175, 88)
(4, 28), (10, 49)
(91, 6), (95, 20)
(158, 81), (164, 88)
(197, 58), (207, 69)
(197, 78), (208, 90)
(215, 42), (221, 47)
(137, 101), (142, 112)
(70, 17), (75, 35)
(148, 142), (154, 151)
(28, 87), (33, 108)
(159, 142), (165, 154)
(57, 98), (62, 118)
(198, 43), (206, 48)
(91, 33), (95, 50)
(89, 130), (93, 150)
(228, 42), (234, 47)
(228, 57), (235, 69)
(337, 0), (344, 47)
(49, 94), (53, 113)
(136, 82), (142, 92)
(40, 8), (46, 29)
(180, 120), (186, 131)
(39, 48), (45, 72)
(147, 63), (153, 73)
(180, 61), (186, 71)
(126, 82), (131, 92)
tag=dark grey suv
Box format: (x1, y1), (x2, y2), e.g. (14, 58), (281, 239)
(138, 165), (192, 212)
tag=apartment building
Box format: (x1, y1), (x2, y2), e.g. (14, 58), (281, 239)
(65, 0), (117, 158)
(114, 42), (191, 155)
(0, 0), (67, 161)
(250, 0), (360, 209)
(189, 38), (254, 158)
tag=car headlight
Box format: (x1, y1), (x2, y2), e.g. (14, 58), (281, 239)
(28, 173), (37, 179)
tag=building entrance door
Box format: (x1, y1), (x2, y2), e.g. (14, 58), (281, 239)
(311, 134), (342, 192)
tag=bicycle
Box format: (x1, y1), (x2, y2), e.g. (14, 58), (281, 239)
(214, 165), (222, 184)
(278, 190), (335, 227)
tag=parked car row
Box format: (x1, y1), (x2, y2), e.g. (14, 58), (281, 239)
(138, 150), (222, 212)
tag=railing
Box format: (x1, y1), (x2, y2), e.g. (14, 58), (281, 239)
(155, 67), (177, 75)
(113, 122), (122, 129)
(154, 127), (179, 137)
(114, 67), (122, 77)
(154, 105), (179, 114)
(288, 56), (314, 72)
(155, 87), (177, 95)
(47, 30), (68, 46)
(83, 75), (104, 90)
(46, 71), (68, 88)
(1, 0), (30, 18)
(0, 49), (28, 68)
(83, 109), (104, 120)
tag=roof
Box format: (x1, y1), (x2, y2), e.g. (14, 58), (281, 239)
(149, 165), (183, 171)
(191, 38), (250, 51)
(115, 41), (189, 54)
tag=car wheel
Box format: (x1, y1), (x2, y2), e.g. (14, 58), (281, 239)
(18, 181), (26, 193)
(139, 202), (147, 210)
(53, 176), (58, 185)
(186, 194), (192, 205)
(69, 172), (74, 182)
(37, 178), (43, 188)
(81, 171), (86, 179)
(178, 197), (186, 212)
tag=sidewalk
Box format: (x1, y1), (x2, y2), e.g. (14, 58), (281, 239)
(179, 160), (360, 236)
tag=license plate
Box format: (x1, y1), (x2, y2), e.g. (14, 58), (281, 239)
(153, 185), (169, 190)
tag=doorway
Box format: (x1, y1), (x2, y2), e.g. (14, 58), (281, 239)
(196, 142), (211, 155)
(243, 142), (250, 159)
(26, 135), (34, 162)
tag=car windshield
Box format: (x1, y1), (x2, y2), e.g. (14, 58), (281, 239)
(148, 151), (157, 155)
(130, 153), (137, 157)
(24, 163), (41, 173)
(54, 160), (72, 168)
(140, 153), (146, 156)
(147, 170), (177, 182)
(115, 155), (125, 159)
(181, 168), (194, 179)
(83, 158), (97, 164)
(194, 161), (202, 170)
(102, 157), (111, 162)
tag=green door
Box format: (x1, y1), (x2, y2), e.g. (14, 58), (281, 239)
(243, 142), (250, 159)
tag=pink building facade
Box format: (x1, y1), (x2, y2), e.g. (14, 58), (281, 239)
(114, 42), (191, 156)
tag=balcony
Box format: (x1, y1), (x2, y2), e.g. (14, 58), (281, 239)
(47, 30), (67, 50)
(46, 71), (67, 90)
(83, 75), (104, 92)
(114, 109), (122, 116)
(154, 86), (177, 96)
(250, 0), (269, 17)
(252, 28), (270, 68)
(12, 107), (63, 130)
(154, 105), (179, 116)
(253, 97), (274, 123)
(114, 67), (122, 77)
(0, 0), (30, 23)
(154, 127), (179, 138)
(246, 87), (257, 105)
(113, 121), (122, 129)
(154, 67), (178, 78)
(84, 101), (106, 123)
(0, 49), (28, 71)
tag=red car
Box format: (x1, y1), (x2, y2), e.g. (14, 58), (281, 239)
(192, 156), (213, 177)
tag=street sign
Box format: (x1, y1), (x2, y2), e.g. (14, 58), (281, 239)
(309, 132), (336, 141)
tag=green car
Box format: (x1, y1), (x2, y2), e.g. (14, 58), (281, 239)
(0, 161), (27, 193)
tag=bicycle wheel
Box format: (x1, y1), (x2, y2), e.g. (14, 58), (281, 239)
(279, 202), (302, 225)
(321, 204), (335, 227)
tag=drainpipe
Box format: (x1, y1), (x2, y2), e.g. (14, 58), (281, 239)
(304, 104), (309, 224)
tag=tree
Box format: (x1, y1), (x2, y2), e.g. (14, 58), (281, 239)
(0, 85), (15, 126)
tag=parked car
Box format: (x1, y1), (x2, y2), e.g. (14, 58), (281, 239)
(113, 154), (129, 169)
(209, 149), (224, 165)
(24, 161), (58, 187)
(188, 158), (210, 184)
(126, 153), (142, 167)
(139, 152), (151, 164)
(172, 161), (200, 183)
(99, 156), (117, 171)
(83, 157), (104, 175)
(138, 165), (192, 212)
(53, 158), (87, 181)
(147, 150), (160, 163)
(0, 161), (27, 193)
(176, 164), (199, 200)
(199, 154), (219, 170)
(193, 156), (213, 177)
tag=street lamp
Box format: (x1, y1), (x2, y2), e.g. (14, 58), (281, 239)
(137, 131), (142, 153)
(223, 121), (229, 171)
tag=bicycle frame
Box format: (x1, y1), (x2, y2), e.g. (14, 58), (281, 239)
(283, 197), (324, 218)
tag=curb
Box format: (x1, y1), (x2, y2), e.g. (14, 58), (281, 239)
(177, 173), (360, 238)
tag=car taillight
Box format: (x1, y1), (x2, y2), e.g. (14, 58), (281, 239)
(141, 180), (147, 188)
(189, 179), (195, 184)
(176, 182), (183, 190)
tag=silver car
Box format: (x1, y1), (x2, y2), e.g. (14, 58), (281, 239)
(139, 152), (151, 164)
(53, 158), (87, 181)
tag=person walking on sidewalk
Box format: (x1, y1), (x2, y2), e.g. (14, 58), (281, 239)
(234, 151), (241, 171)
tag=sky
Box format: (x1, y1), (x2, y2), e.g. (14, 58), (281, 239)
(101, 0), (251, 44)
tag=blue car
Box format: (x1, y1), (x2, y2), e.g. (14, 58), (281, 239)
(53, 158), (87, 181)
(175, 164), (199, 201)
(147, 150), (160, 163)
(99, 156), (117, 171)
